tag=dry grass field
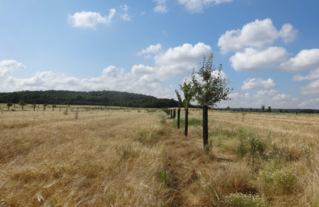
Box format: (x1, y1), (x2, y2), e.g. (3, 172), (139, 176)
(0, 104), (319, 206)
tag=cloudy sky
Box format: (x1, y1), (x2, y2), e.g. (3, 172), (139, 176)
(1, 0), (319, 109)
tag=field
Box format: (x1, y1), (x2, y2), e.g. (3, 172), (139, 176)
(0, 104), (319, 206)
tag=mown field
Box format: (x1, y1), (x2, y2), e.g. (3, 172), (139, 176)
(0, 104), (319, 206)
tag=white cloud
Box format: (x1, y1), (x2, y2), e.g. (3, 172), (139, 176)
(120, 5), (131, 21)
(241, 78), (277, 90)
(300, 79), (319, 95)
(279, 24), (298, 43)
(293, 68), (319, 81)
(299, 98), (319, 108)
(230, 47), (288, 71)
(178, 0), (232, 13)
(218, 89), (299, 108)
(218, 19), (298, 54)
(0, 65), (173, 98)
(132, 64), (155, 74)
(183, 70), (230, 85)
(154, 42), (212, 78)
(134, 42), (213, 78)
(154, 0), (168, 13)
(0, 60), (26, 78)
(68, 10), (116, 29)
(279, 49), (319, 72)
(138, 44), (162, 55)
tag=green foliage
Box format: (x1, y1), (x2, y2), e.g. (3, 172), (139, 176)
(18, 100), (27, 110)
(260, 168), (298, 195)
(0, 90), (178, 108)
(6, 102), (12, 110)
(191, 53), (232, 107)
(63, 109), (68, 115)
(225, 193), (266, 207)
(261, 105), (265, 113)
(75, 111), (78, 119)
(179, 81), (196, 110)
(160, 171), (167, 187)
(175, 89), (183, 109)
(173, 116), (202, 127)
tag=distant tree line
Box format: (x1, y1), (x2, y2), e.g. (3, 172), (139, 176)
(217, 106), (319, 114)
(0, 90), (178, 108)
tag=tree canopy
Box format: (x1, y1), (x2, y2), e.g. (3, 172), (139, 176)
(0, 90), (178, 108)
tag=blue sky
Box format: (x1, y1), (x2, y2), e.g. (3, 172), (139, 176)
(1, 0), (319, 109)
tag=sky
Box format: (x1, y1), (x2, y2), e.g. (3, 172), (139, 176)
(1, 0), (319, 109)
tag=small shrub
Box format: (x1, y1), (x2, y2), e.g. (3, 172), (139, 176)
(204, 138), (213, 154)
(63, 109), (68, 115)
(75, 111), (78, 119)
(236, 138), (248, 157)
(173, 116), (202, 127)
(260, 167), (298, 195)
(225, 193), (266, 207)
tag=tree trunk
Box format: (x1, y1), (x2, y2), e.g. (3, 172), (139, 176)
(203, 105), (208, 149)
(177, 108), (180, 129)
(185, 108), (188, 136)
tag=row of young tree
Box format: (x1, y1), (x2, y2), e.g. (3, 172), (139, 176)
(174, 54), (233, 151)
(6, 101), (57, 111)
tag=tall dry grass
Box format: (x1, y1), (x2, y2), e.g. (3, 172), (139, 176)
(1, 105), (319, 206)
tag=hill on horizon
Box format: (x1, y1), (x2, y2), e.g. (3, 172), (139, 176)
(0, 90), (178, 108)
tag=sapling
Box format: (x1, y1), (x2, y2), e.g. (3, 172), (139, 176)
(191, 53), (232, 150)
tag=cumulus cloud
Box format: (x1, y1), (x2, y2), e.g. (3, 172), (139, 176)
(218, 89), (299, 108)
(299, 98), (319, 108)
(183, 70), (230, 85)
(293, 68), (319, 81)
(241, 78), (277, 90)
(120, 5), (131, 21)
(230, 47), (288, 71)
(279, 49), (319, 72)
(138, 44), (162, 56)
(154, 42), (212, 78)
(154, 0), (168, 13)
(132, 64), (155, 74)
(134, 42), (213, 78)
(279, 24), (298, 43)
(178, 0), (232, 12)
(68, 9), (116, 29)
(0, 60), (26, 78)
(218, 19), (298, 54)
(300, 79), (319, 95)
(0, 65), (174, 98)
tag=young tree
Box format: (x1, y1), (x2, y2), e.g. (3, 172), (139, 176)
(7, 102), (12, 110)
(192, 54), (232, 150)
(18, 100), (27, 111)
(32, 102), (36, 111)
(226, 106), (230, 111)
(52, 104), (57, 111)
(43, 103), (47, 110)
(179, 82), (196, 136)
(261, 105), (265, 113)
(175, 89), (183, 129)
(249, 107), (253, 113)
(267, 106), (272, 113)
